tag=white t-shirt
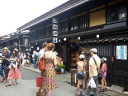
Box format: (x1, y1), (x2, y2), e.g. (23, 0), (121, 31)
(38, 49), (45, 60)
(89, 54), (101, 76)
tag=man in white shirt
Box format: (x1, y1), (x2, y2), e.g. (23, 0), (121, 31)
(36, 43), (47, 96)
(85, 48), (101, 96)
(38, 43), (47, 60)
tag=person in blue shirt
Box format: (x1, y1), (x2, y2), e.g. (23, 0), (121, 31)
(1, 47), (11, 83)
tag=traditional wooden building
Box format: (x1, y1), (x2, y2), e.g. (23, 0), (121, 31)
(1, 0), (128, 89)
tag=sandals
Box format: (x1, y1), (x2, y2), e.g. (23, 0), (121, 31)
(100, 89), (104, 92)
(3, 80), (7, 83)
(14, 83), (17, 85)
(6, 84), (11, 87)
(104, 88), (107, 91)
(82, 91), (85, 96)
(1, 79), (5, 82)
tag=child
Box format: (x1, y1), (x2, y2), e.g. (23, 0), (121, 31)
(100, 57), (107, 92)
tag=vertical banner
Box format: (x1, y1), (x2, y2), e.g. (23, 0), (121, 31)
(52, 18), (58, 43)
(116, 45), (127, 60)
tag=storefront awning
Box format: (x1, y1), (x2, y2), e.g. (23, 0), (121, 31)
(81, 35), (128, 44)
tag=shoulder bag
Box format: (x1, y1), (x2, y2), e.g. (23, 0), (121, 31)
(92, 57), (103, 76)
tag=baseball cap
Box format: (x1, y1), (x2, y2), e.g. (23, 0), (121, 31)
(101, 57), (107, 61)
(3, 47), (8, 50)
(79, 54), (85, 59)
(90, 48), (97, 53)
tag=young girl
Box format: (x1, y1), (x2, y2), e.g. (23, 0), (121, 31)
(76, 54), (87, 96)
(6, 49), (21, 86)
(101, 57), (107, 92)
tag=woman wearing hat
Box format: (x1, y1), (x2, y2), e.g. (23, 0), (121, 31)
(1, 47), (11, 83)
(100, 57), (107, 92)
(6, 49), (21, 86)
(76, 54), (87, 96)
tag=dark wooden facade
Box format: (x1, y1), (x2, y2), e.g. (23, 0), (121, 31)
(19, 0), (128, 89)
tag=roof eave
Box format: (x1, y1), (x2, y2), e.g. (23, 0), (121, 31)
(17, 0), (90, 32)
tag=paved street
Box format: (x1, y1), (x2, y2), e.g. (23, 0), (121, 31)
(0, 68), (77, 96)
(0, 67), (127, 96)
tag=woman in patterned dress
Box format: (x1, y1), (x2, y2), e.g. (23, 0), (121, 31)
(42, 43), (57, 96)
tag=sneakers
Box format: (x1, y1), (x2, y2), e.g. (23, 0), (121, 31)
(82, 91), (85, 96)
(77, 91), (81, 96)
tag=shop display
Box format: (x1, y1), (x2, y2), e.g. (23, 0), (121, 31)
(71, 52), (79, 66)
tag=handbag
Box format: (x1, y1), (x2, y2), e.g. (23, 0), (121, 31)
(37, 58), (45, 72)
(37, 53), (53, 72)
(36, 76), (43, 87)
(92, 57), (103, 76)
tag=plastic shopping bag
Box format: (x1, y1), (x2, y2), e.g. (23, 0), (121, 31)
(88, 78), (96, 88)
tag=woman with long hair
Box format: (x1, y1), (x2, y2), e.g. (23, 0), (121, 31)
(42, 43), (57, 96)
(6, 49), (21, 86)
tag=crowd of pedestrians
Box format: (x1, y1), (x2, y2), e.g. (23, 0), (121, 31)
(0, 43), (108, 96)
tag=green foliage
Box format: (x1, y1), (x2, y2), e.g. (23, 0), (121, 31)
(56, 64), (61, 72)
(59, 64), (66, 69)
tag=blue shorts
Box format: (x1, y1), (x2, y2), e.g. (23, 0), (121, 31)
(102, 75), (106, 78)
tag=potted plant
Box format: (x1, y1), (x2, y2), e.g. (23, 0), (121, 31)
(55, 65), (61, 74)
(60, 64), (66, 74)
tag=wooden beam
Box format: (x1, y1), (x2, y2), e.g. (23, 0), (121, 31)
(90, 5), (105, 12)
(70, 11), (88, 19)
(108, 0), (126, 6)
(59, 18), (68, 23)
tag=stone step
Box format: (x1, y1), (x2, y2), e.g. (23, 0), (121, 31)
(110, 85), (124, 93)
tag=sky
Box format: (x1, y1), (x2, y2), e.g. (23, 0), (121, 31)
(0, 0), (69, 37)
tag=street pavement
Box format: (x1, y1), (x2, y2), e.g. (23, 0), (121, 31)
(0, 67), (127, 96)
(0, 68), (77, 96)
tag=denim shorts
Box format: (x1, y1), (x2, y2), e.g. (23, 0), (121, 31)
(102, 75), (106, 78)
